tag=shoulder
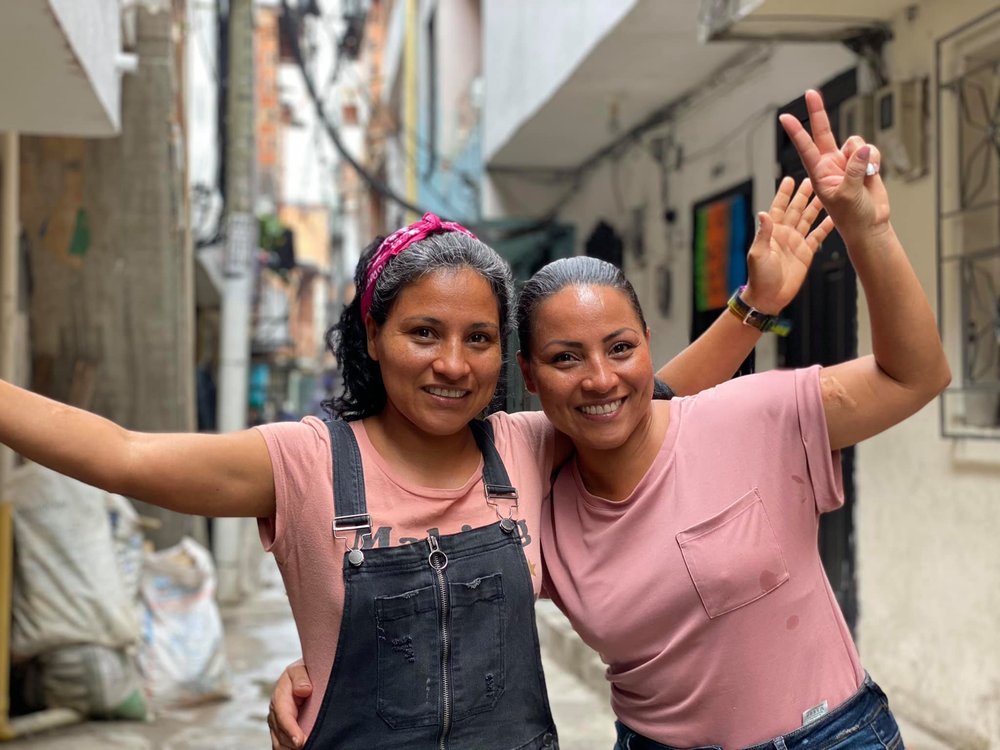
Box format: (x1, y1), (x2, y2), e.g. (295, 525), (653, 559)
(487, 411), (553, 453)
(673, 367), (819, 432)
(679, 367), (810, 406)
(486, 411), (555, 488)
(254, 416), (331, 468)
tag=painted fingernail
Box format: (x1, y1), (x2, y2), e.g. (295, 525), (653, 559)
(865, 162), (878, 177)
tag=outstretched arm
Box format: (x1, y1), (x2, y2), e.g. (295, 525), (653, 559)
(780, 90), (950, 450)
(0, 380), (275, 517)
(657, 177), (833, 394)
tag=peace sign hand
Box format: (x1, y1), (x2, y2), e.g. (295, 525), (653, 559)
(778, 89), (891, 246)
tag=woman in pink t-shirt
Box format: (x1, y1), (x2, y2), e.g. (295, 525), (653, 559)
(508, 91), (948, 749)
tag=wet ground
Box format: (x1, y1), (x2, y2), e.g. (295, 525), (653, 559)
(4, 563), (617, 750)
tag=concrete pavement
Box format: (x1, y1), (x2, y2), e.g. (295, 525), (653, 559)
(3, 562), (616, 749)
(2, 567), (954, 750)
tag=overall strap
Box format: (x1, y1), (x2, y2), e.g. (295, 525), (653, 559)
(325, 419), (371, 566)
(469, 419), (520, 531)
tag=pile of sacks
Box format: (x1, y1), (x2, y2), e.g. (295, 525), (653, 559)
(7, 463), (231, 720)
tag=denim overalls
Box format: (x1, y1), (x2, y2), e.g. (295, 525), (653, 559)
(303, 419), (558, 750)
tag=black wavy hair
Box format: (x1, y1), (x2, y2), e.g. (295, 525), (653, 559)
(325, 231), (514, 420)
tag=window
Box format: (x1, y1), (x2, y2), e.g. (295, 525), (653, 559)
(937, 8), (1000, 439)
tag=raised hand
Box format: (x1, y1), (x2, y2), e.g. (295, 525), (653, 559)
(742, 176), (835, 314)
(778, 89), (889, 245)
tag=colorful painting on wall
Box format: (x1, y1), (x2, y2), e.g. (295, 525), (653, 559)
(690, 180), (755, 374)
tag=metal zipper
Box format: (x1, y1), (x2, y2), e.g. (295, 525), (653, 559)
(427, 535), (451, 750)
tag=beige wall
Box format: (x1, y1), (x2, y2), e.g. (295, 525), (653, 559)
(279, 204), (331, 270)
(856, 2), (1000, 747)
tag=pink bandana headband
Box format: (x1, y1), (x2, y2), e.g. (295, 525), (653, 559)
(359, 212), (477, 319)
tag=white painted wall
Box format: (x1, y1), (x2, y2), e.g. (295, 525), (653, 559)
(482, 0), (638, 163)
(435, 0), (480, 158)
(186, 0), (222, 242)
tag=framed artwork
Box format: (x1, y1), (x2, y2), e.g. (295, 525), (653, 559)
(690, 179), (755, 374)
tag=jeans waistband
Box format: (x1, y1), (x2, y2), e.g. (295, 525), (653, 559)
(617, 674), (891, 750)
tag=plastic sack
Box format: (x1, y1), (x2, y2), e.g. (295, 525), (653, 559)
(22, 644), (148, 720)
(107, 493), (144, 604)
(137, 537), (231, 707)
(6, 463), (140, 659)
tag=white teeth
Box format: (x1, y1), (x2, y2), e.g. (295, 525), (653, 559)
(579, 399), (623, 415)
(426, 387), (466, 399)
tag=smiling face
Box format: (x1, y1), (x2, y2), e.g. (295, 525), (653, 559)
(366, 267), (503, 438)
(519, 283), (655, 453)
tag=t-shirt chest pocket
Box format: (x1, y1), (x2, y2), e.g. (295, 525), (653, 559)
(676, 488), (789, 619)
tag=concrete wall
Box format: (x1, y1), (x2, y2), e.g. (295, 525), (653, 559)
(482, 0), (638, 163)
(20, 4), (195, 548)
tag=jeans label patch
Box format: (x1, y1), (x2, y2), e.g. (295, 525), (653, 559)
(802, 700), (829, 726)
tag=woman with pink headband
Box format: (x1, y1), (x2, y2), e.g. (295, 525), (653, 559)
(0, 174), (827, 748)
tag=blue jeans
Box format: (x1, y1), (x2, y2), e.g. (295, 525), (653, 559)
(614, 675), (903, 750)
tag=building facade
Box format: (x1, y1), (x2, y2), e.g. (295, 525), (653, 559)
(482, 1), (1000, 746)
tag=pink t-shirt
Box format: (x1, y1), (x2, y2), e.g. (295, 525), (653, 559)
(541, 366), (863, 749)
(255, 411), (554, 737)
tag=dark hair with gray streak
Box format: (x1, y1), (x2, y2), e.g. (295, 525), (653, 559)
(326, 231), (514, 420)
(515, 256), (648, 358)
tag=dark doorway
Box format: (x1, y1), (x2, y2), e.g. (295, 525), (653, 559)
(776, 68), (859, 632)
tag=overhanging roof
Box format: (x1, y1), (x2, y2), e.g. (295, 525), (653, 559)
(699, 0), (911, 42)
(486, 0), (754, 170)
(0, 0), (124, 136)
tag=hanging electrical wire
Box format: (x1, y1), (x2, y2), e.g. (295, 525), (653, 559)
(279, 0), (432, 217)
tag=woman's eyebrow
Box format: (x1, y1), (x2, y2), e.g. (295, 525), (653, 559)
(540, 328), (636, 351)
(541, 338), (583, 351)
(601, 327), (635, 342)
(398, 316), (498, 330)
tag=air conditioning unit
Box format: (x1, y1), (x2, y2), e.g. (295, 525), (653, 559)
(872, 78), (929, 180)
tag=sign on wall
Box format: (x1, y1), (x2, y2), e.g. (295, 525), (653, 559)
(690, 180), (753, 346)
